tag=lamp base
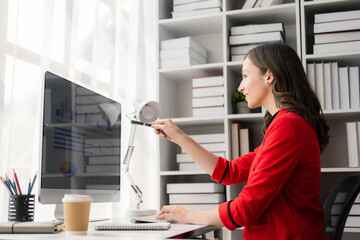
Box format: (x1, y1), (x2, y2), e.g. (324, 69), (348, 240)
(124, 209), (157, 217)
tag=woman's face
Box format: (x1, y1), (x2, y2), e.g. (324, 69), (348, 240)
(239, 57), (270, 109)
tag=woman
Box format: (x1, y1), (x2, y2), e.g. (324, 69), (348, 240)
(151, 43), (329, 240)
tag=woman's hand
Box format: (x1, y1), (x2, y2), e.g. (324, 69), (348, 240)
(156, 205), (192, 224)
(150, 119), (187, 145)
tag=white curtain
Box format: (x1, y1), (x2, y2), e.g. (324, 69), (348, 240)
(0, 0), (157, 221)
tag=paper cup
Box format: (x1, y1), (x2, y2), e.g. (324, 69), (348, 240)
(62, 194), (92, 234)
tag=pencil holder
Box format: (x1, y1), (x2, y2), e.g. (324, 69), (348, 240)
(8, 195), (35, 222)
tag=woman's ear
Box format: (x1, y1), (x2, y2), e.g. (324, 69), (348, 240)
(266, 69), (274, 85)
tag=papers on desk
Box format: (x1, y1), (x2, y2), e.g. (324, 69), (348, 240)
(94, 222), (171, 231)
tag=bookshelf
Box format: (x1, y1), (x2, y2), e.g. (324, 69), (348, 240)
(157, 0), (359, 239)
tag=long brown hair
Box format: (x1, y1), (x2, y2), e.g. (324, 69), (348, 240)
(245, 43), (329, 153)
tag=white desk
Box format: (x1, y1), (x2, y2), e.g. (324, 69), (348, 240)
(0, 221), (222, 240)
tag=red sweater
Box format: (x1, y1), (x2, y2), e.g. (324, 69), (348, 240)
(211, 109), (328, 240)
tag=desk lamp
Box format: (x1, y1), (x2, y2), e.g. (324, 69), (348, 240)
(123, 100), (160, 216)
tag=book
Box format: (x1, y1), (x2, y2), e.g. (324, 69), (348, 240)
(231, 54), (246, 62)
(260, 0), (285, 7)
(160, 47), (207, 60)
(313, 41), (360, 54)
(174, 0), (210, 6)
(349, 66), (360, 109)
(192, 96), (224, 108)
(192, 106), (225, 117)
(306, 62), (316, 91)
(192, 75), (224, 88)
(172, 7), (222, 19)
(173, 0), (222, 13)
(339, 66), (350, 110)
(179, 162), (203, 171)
(94, 222), (171, 231)
(192, 86), (225, 98)
(346, 122), (359, 167)
(331, 62), (340, 110)
(0, 220), (64, 233)
(242, 0), (257, 9)
(314, 10), (360, 24)
(179, 204), (219, 211)
(231, 123), (240, 159)
(181, 142), (226, 153)
(161, 37), (207, 57)
(229, 31), (284, 45)
(239, 128), (250, 155)
(189, 133), (226, 143)
(160, 56), (202, 69)
(169, 193), (225, 204)
(315, 62), (325, 109)
(231, 44), (260, 55)
(314, 19), (360, 34)
(176, 151), (225, 163)
(323, 62), (332, 110)
(166, 182), (225, 194)
(314, 31), (360, 44)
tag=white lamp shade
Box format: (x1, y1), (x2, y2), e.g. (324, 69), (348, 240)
(99, 103), (121, 126)
(133, 100), (160, 123)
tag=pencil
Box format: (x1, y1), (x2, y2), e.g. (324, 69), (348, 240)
(12, 178), (18, 195)
(5, 174), (16, 194)
(29, 172), (37, 194)
(13, 169), (22, 195)
(0, 177), (11, 194)
(27, 179), (31, 195)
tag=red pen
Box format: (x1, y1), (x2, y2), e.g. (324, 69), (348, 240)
(13, 169), (22, 195)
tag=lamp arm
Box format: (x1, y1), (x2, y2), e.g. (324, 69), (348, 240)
(122, 124), (143, 209)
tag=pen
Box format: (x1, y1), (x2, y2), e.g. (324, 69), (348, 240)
(0, 177), (11, 194)
(29, 172), (37, 194)
(13, 169), (22, 195)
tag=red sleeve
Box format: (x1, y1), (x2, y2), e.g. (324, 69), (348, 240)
(211, 149), (258, 185)
(218, 117), (304, 230)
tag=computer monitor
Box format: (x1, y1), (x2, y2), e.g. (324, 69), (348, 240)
(39, 71), (121, 219)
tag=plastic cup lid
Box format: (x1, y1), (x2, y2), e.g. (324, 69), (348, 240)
(62, 194), (93, 203)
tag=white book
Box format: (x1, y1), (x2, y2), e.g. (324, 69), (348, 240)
(323, 62), (332, 110)
(260, 0), (285, 7)
(189, 133), (226, 143)
(167, 183), (225, 194)
(76, 95), (107, 104)
(176, 151), (225, 163)
(160, 57), (202, 69)
(179, 204), (219, 211)
(84, 147), (120, 156)
(307, 62), (316, 91)
(240, 128), (250, 155)
(86, 164), (120, 174)
(179, 162), (203, 171)
(192, 106), (225, 117)
(349, 67), (360, 109)
(314, 19), (360, 34)
(331, 62), (340, 110)
(229, 31), (284, 45)
(313, 41), (360, 54)
(231, 23), (284, 35)
(339, 67), (350, 110)
(160, 47), (207, 60)
(169, 193), (225, 204)
(88, 156), (120, 165)
(172, 7), (222, 19)
(346, 122), (359, 167)
(242, 0), (257, 9)
(85, 138), (121, 147)
(315, 62), (325, 109)
(231, 44), (260, 55)
(314, 31), (360, 44)
(231, 54), (246, 62)
(182, 142), (226, 153)
(192, 76), (224, 88)
(254, 0), (262, 8)
(174, 0), (208, 5)
(314, 10), (360, 24)
(76, 104), (101, 114)
(161, 37), (207, 57)
(192, 86), (225, 98)
(173, 0), (222, 13)
(231, 123), (240, 159)
(192, 96), (224, 108)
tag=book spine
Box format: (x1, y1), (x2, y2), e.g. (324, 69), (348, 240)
(315, 62), (325, 109)
(330, 62), (340, 110)
(346, 122), (359, 167)
(339, 67), (350, 110)
(192, 76), (224, 88)
(323, 62), (332, 110)
(192, 96), (224, 108)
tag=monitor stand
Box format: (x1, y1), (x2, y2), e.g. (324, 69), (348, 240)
(54, 203), (64, 220)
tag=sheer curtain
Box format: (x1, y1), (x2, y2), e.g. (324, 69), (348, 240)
(0, 0), (157, 221)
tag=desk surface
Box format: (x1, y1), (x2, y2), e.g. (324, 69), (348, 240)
(0, 221), (221, 239)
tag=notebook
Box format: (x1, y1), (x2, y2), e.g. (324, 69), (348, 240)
(94, 222), (171, 231)
(0, 220), (64, 234)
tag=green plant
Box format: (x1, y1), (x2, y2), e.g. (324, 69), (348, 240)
(232, 91), (247, 104)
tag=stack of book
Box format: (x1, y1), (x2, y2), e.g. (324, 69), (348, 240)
(177, 133), (226, 171)
(172, 0), (222, 19)
(242, 0), (285, 9)
(230, 123), (250, 160)
(331, 192), (360, 228)
(160, 37), (207, 69)
(192, 75), (225, 117)
(229, 23), (285, 62)
(307, 62), (360, 111)
(345, 121), (360, 168)
(313, 10), (360, 54)
(167, 182), (225, 211)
